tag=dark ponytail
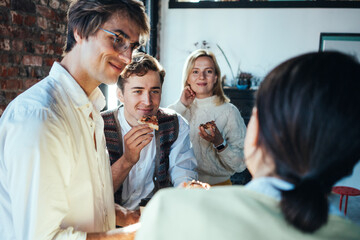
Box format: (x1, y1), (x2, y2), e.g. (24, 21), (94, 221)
(280, 176), (328, 233)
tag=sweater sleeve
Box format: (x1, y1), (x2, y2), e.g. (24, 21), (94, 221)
(216, 104), (247, 173)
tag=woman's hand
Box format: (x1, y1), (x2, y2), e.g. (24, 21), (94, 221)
(180, 85), (196, 107)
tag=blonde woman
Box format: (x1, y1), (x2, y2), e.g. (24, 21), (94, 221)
(169, 49), (247, 186)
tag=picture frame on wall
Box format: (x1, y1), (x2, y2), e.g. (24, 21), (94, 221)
(319, 33), (360, 62)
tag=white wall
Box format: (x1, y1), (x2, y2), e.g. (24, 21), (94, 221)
(158, 7), (360, 107)
(335, 161), (360, 189)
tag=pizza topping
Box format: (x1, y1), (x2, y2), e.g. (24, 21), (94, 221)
(200, 120), (216, 130)
(137, 115), (159, 130)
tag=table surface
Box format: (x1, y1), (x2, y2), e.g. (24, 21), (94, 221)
(332, 186), (360, 196)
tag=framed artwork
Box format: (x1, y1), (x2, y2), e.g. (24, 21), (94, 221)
(319, 33), (360, 62)
(169, 0), (360, 8)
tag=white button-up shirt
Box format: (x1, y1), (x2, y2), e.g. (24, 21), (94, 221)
(118, 107), (198, 210)
(0, 62), (115, 240)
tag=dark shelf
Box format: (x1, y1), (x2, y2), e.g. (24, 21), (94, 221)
(223, 87), (256, 126)
(223, 87), (256, 185)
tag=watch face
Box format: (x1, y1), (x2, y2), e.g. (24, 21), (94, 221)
(216, 144), (225, 151)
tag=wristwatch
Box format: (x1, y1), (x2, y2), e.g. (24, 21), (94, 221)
(214, 139), (227, 151)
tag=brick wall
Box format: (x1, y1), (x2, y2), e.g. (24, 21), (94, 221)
(0, 0), (70, 116)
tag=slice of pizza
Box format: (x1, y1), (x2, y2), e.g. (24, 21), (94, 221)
(137, 115), (159, 130)
(199, 120), (216, 130)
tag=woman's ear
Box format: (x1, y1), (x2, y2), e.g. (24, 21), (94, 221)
(245, 108), (259, 152)
(244, 108), (276, 178)
(244, 107), (259, 155)
(116, 88), (124, 103)
(214, 75), (218, 87)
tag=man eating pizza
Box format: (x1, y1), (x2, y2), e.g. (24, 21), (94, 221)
(101, 52), (198, 211)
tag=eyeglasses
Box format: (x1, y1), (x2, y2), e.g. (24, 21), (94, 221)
(100, 28), (140, 53)
(133, 55), (145, 63)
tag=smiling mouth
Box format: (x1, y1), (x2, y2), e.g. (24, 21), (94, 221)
(109, 62), (123, 73)
(138, 108), (153, 112)
(137, 108), (153, 114)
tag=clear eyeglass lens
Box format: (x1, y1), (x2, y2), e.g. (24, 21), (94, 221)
(113, 36), (130, 53)
(133, 56), (145, 62)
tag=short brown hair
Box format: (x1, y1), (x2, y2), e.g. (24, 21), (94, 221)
(63, 0), (149, 54)
(117, 52), (165, 92)
(182, 49), (229, 105)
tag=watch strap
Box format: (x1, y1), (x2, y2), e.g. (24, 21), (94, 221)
(214, 138), (227, 151)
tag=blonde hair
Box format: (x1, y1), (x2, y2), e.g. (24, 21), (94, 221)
(182, 49), (229, 105)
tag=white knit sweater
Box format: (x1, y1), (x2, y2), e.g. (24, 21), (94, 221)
(168, 96), (247, 185)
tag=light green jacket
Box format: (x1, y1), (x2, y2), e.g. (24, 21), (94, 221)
(136, 186), (360, 240)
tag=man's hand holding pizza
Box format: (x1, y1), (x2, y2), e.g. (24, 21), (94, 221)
(123, 125), (154, 167)
(112, 125), (154, 191)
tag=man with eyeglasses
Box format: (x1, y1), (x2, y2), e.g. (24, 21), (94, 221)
(0, 0), (148, 239)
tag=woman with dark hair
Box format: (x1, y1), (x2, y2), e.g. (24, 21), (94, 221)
(135, 51), (360, 240)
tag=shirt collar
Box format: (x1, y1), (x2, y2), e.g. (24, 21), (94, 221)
(49, 62), (106, 113)
(118, 107), (132, 133)
(245, 177), (293, 200)
(89, 87), (106, 112)
(246, 177), (343, 216)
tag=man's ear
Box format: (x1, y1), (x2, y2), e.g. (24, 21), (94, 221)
(73, 29), (83, 44)
(116, 87), (124, 103)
